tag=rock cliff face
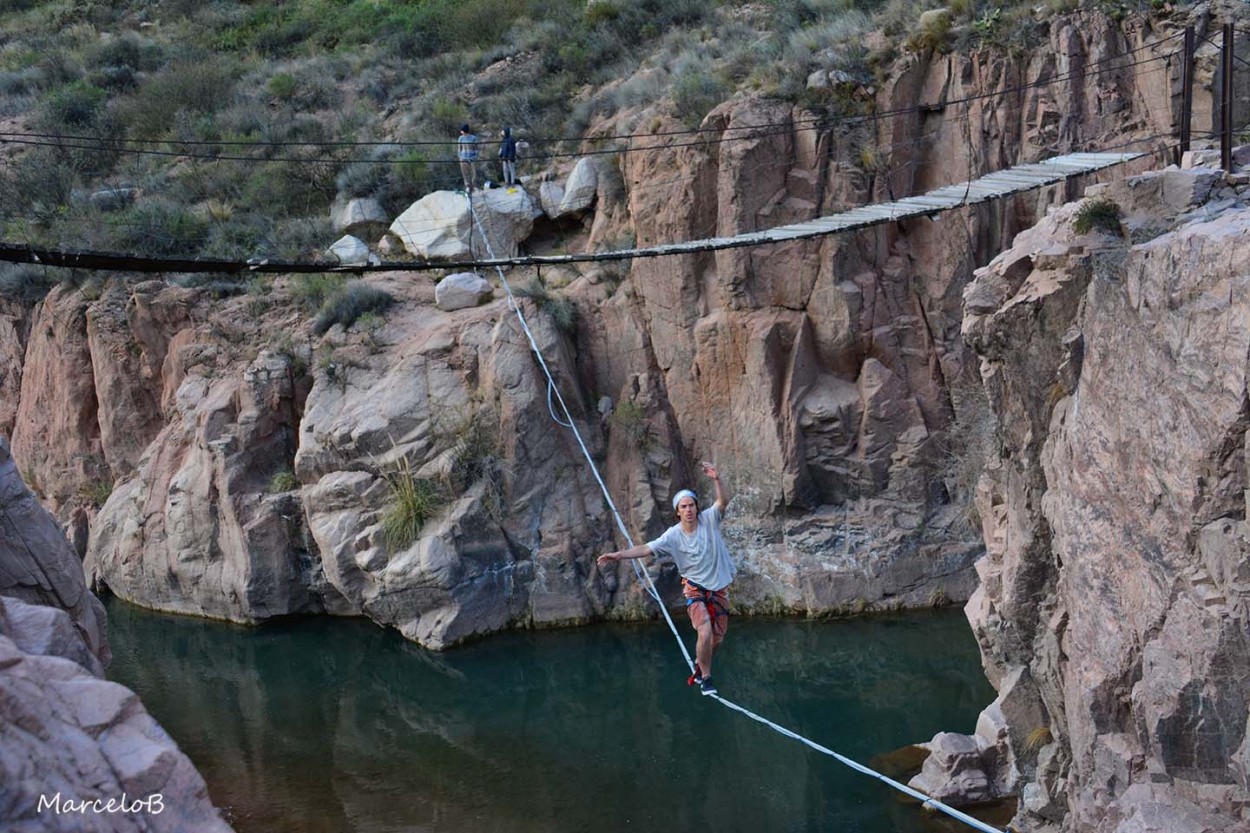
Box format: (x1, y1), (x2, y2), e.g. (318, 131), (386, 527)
(0, 9), (1223, 649)
(0, 438), (233, 831)
(954, 159), (1250, 832)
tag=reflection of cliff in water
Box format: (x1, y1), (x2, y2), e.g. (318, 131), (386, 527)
(105, 598), (992, 833)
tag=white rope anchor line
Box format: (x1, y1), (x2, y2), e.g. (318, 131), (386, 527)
(465, 195), (1003, 833)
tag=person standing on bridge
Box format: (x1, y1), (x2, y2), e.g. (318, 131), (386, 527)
(457, 123), (479, 193)
(597, 461), (735, 696)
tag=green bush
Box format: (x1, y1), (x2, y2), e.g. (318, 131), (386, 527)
(313, 281), (395, 335)
(1073, 198), (1122, 235)
(585, 0), (621, 24)
(104, 200), (210, 257)
(0, 148), (77, 224)
(611, 399), (650, 448)
(36, 81), (108, 130)
(267, 71), (298, 101)
(671, 65), (731, 126)
(393, 149), (433, 189)
(261, 216), (335, 260)
(78, 479), (113, 507)
(905, 8), (953, 53)
(116, 56), (237, 139)
(291, 273), (344, 311)
(269, 470), (299, 492)
(85, 32), (163, 73)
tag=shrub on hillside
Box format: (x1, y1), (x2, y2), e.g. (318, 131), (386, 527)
(104, 200), (210, 257)
(85, 32), (163, 73)
(36, 80), (108, 131)
(291, 273), (344, 311)
(672, 65), (731, 126)
(115, 56), (237, 139)
(313, 281), (394, 335)
(0, 148), (76, 223)
(0, 264), (57, 302)
(261, 216), (335, 260)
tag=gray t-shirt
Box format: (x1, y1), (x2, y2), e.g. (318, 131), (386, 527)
(646, 506), (736, 591)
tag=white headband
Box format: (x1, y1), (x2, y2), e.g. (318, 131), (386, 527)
(672, 489), (697, 509)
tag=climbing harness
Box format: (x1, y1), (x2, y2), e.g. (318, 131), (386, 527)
(465, 195), (1004, 833)
(682, 578), (728, 629)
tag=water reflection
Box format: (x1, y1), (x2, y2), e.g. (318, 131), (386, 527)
(105, 600), (994, 833)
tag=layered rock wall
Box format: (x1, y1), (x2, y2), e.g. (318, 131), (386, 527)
(960, 162), (1250, 832)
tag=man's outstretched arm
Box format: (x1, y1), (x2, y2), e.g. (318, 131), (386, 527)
(702, 461), (731, 513)
(597, 543), (653, 567)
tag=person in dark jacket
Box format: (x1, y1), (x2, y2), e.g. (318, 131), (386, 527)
(498, 127), (518, 186)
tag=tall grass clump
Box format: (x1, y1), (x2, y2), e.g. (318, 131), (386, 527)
(441, 406), (508, 519)
(515, 278), (577, 336)
(381, 458), (442, 552)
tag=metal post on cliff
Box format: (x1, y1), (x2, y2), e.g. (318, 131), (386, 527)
(1222, 22), (1235, 173)
(1178, 25), (1194, 164)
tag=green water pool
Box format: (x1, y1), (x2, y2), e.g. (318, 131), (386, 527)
(104, 599), (996, 833)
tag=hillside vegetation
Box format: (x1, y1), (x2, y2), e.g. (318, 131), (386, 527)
(0, 0), (1154, 273)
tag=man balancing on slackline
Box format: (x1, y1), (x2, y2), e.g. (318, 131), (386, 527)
(597, 461), (735, 696)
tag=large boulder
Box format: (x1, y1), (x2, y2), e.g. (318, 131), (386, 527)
(86, 349), (339, 622)
(390, 188), (535, 261)
(557, 157), (598, 216)
(328, 234), (372, 266)
(332, 197), (388, 239)
(435, 272), (492, 311)
(390, 191), (472, 260)
(294, 294), (612, 649)
(540, 158), (599, 219)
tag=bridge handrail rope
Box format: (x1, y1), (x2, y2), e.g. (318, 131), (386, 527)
(465, 194), (1004, 833)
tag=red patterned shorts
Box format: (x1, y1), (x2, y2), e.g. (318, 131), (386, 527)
(682, 579), (729, 640)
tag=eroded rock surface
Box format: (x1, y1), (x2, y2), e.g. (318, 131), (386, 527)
(955, 163), (1250, 832)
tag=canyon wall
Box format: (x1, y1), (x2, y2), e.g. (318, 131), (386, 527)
(946, 158), (1250, 833)
(0, 8), (1223, 650)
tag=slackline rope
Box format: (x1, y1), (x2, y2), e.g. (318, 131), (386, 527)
(466, 194), (1003, 833)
